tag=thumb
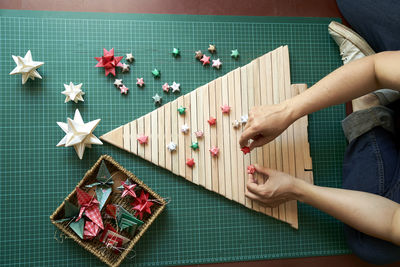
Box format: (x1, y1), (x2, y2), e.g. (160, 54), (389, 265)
(254, 164), (275, 177)
(248, 136), (270, 150)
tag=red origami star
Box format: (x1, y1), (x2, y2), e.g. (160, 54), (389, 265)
(95, 48), (123, 76)
(200, 55), (210, 66)
(186, 158), (195, 167)
(221, 104), (231, 114)
(131, 191), (154, 220)
(137, 135), (148, 145)
(208, 117), (216, 126)
(121, 181), (137, 198)
(209, 146), (219, 157)
(247, 164), (256, 174)
(241, 146), (251, 155)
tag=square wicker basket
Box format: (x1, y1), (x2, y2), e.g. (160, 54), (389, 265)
(50, 155), (166, 267)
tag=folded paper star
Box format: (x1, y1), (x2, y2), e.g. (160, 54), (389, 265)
(208, 44), (216, 54)
(61, 82), (85, 103)
(241, 146), (251, 155)
(177, 106), (186, 115)
(231, 49), (240, 59)
(114, 79), (123, 88)
(172, 48), (180, 57)
(212, 58), (222, 69)
(120, 85), (129, 94)
(151, 68), (160, 78)
(181, 124), (190, 134)
(209, 146), (220, 157)
(232, 120), (240, 128)
(132, 191), (154, 220)
(241, 114), (248, 124)
(162, 83), (170, 92)
(121, 63), (130, 73)
(208, 117), (217, 126)
(190, 142), (199, 150)
(152, 94), (162, 104)
(186, 158), (195, 168)
(170, 82), (180, 93)
(56, 109), (102, 159)
(136, 77), (145, 87)
(194, 130), (204, 138)
(95, 48), (123, 76)
(137, 134), (148, 145)
(126, 53), (134, 63)
(194, 50), (203, 60)
(119, 180), (137, 198)
(85, 160), (114, 210)
(247, 164), (256, 174)
(200, 54), (210, 66)
(167, 141), (177, 152)
(76, 187), (104, 230)
(9, 50), (44, 84)
(221, 104), (231, 114)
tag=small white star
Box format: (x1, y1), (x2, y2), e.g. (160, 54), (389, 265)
(181, 124), (190, 134)
(170, 82), (180, 93)
(212, 58), (222, 69)
(9, 50), (44, 84)
(61, 82), (85, 103)
(152, 93), (162, 104)
(241, 114), (248, 124)
(121, 63), (130, 73)
(56, 109), (102, 159)
(167, 141), (177, 151)
(232, 120), (240, 129)
(126, 53), (134, 63)
(114, 79), (123, 88)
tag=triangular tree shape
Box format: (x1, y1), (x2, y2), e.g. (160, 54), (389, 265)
(101, 46), (313, 229)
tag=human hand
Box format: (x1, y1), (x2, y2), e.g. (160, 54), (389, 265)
(245, 165), (299, 207)
(239, 102), (294, 150)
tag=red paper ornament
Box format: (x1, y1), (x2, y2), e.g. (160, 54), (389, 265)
(95, 48), (123, 76)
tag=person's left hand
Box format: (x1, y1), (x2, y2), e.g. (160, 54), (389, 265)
(245, 165), (299, 207)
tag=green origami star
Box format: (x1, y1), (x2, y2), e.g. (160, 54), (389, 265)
(231, 49), (240, 59)
(177, 106), (186, 115)
(172, 48), (180, 57)
(190, 142), (199, 150)
(151, 68), (160, 78)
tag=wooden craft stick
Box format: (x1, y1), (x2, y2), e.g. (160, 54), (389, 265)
(203, 83), (212, 190)
(228, 70), (239, 202)
(171, 98), (179, 175)
(164, 102), (172, 171)
(184, 93), (193, 182)
(158, 105), (166, 168)
(130, 120), (137, 155)
(123, 123), (130, 152)
(144, 113), (152, 161)
(137, 116), (145, 159)
(191, 90), (199, 184)
(259, 54), (272, 216)
(209, 80), (219, 193)
(247, 60), (259, 212)
(215, 77), (225, 196)
(222, 74), (232, 200)
(241, 64), (252, 209)
(151, 110), (158, 166)
(234, 68), (245, 205)
(197, 85), (205, 187)
(177, 96), (186, 177)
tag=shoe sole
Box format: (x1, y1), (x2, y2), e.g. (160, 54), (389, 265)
(328, 21), (375, 56)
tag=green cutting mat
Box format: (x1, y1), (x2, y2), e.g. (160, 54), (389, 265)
(0, 9), (348, 266)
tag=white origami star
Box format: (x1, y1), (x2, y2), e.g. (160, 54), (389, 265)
(114, 79), (123, 88)
(126, 53), (134, 63)
(212, 58), (222, 69)
(170, 82), (180, 93)
(121, 63), (130, 73)
(56, 109), (102, 159)
(241, 114), (248, 124)
(9, 50), (44, 84)
(167, 141), (177, 151)
(152, 94), (162, 104)
(61, 82), (85, 103)
(181, 124), (190, 134)
(232, 120), (240, 128)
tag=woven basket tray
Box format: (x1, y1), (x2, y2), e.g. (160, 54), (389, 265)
(50, 155), (166, 267)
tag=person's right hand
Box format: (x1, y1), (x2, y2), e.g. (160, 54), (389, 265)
(239, 101), (295, 150)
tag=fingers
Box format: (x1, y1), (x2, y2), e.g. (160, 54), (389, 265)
(245, 189), (287, 207)
(239, 127), (259, 148)
(248, 137), (268, 150)
(254, 164), (274, 176)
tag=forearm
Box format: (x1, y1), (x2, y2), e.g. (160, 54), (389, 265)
(294, 179), (400, 245)
(286, 51), (400, 120)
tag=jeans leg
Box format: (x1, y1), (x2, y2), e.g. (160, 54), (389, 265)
(342, 106), (400, 264)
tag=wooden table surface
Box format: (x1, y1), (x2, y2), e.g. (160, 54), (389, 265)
(0, 0), (397, 266)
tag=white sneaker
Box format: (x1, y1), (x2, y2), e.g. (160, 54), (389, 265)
(328, 21), (375, 64)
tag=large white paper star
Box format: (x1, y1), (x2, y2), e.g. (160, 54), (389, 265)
(9, 50), (44, 84)
(56, 109), (102, 159)
(61, 82), (85, 103)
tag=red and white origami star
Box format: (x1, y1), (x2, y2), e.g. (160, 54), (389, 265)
(131, 191), (154, 220)
(136, 77), (145, 87)
(137, 135), (148, 145)
(209, 146), (219, 157)
(120, 85), (129, 94)
(121, 181), (137, 198)
(95, 48), (123, 76)
(247, 164), (256, 174)
(200, 55), (210, 66)
(162, 83), (170, 92)
(221, 104), (231, 114)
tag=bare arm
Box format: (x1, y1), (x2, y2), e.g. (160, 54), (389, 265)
(239, 51), (400, 149)
(246, 166), (400, 246)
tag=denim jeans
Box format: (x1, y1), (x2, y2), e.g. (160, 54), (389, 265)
(341, 103), (400, 264)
